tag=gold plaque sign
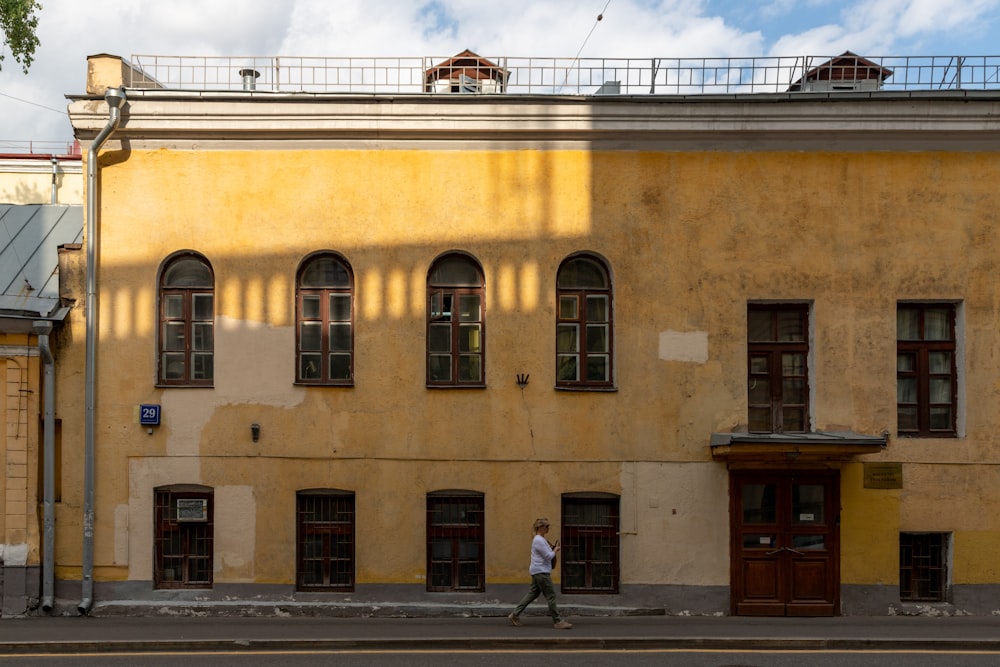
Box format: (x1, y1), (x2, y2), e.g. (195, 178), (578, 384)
(864, 462), (903, 489)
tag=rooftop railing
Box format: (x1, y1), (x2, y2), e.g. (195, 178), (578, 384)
(127, 54), (1000, 96)
(0, 140), (82, 156)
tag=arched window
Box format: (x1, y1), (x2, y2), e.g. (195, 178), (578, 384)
(556, 254), (613, 388)
(427, 253), (485, 387)
(296, 253), (354, 385)
(158, 252), (214, 386)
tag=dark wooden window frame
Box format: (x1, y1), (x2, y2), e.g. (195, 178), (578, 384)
(153, 486), (214, 589)
(426, 491), (485, 592)
(426, 253), (486, 388)
(747, 303), (810, 434)
(295, 252), (355, 386)
(556, 254), (614, 390)
(157, 252), (214, 387)
(296, 489), (355, 591)
(899, 532), (949, 602)
(896, 303), (957, 437)
(560, 493), (620, 594)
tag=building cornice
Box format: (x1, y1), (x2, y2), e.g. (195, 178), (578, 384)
(68, 91), (1000, 150)
(0, 158), (83, 175)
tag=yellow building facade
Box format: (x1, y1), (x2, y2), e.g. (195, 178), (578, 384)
(50, 53), (1000, 616)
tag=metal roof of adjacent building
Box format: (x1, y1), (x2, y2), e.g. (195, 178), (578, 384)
(0, 204), (82, 323)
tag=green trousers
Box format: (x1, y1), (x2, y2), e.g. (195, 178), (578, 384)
(512, 572), (562, 622)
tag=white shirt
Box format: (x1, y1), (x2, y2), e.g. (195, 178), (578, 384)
(528, 534), (556, 575)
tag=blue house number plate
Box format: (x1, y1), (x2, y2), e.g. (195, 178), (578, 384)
(140, 404), (161, 426)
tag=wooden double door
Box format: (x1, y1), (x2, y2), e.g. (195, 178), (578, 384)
(730, 470), (840, 616)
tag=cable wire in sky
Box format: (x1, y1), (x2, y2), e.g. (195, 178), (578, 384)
(0, 90), (67, 115)
(559, 0), (613, 92)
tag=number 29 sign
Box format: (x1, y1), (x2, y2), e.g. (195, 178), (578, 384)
(139, 404), (161, 426)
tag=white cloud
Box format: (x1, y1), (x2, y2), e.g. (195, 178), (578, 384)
(1, 0), (998, 145)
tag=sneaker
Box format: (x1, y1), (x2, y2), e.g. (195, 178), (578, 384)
(507, 613), (521, 626)
(553, 620), (573, 629)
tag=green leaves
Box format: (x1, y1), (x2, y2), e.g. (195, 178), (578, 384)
(1, 0), (42, 73)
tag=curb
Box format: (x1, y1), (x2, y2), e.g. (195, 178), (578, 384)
(79, 601), (667, 619)
(4, 636), (1000, 654)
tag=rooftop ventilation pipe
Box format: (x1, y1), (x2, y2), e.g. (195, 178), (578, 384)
(80, 86), (126, 615)
(239, 68), (260, 91)
(32, 321), (55, 612)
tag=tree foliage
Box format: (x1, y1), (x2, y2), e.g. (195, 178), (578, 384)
(0, 0), (41, 73)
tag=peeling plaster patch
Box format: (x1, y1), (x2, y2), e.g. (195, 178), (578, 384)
(620, 462), (729, 585)
(162, 318), (303, 457)
(161, 391), (218, 457)
(217, 316), (304, 407)
(114, 504), (129, 565)
(658, 330), (709, 363)
(1, 543), (27, 566)
(129, 458), (204, 580)
(215, 485), (256, 582)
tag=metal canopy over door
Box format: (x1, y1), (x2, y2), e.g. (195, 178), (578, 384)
(730, 470), (840, 616)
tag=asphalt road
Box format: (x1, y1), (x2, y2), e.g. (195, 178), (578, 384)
(4, 647), (1000, 667)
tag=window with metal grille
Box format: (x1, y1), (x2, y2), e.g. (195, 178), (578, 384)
(158, 252), (214, 386)
(748, 303), (810, 433)
(296, 490), (355, 591)
(426, 491), (485, 591)
(556, 254), (614, 389)
(154, 486), (213, 589)
(897, 303), (957, 437)
(899, 532), (949, 602)
(296, 253), (355, 385)
(427, 254), (485, 387)
(561, 494), (620, 593)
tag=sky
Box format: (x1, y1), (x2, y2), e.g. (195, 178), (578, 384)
(1, 0), (999, 151)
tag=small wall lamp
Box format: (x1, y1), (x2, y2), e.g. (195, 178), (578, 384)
(516, 373), (530, 388)
(251, 423), (261, 442)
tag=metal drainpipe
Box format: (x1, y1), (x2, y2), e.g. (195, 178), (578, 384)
(32, 321), (55, 612)
(80, 87), (126, 615)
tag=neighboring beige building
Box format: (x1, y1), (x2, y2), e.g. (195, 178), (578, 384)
(0, 146), (83, 205)
(0, 144), (83, 616)
(46, 52), (1000, 617)
(0, 203), (82, 615)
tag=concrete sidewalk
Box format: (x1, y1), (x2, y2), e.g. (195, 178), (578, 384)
(1, 614), (1000, 653)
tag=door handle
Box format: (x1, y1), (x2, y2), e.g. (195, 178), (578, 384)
(764, 546), (805, 557)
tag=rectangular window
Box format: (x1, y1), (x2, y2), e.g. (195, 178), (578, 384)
(154, 488), (213, 589)
(561, 496), (620, 593)
(747, 304), (810, 433)
(426, 493), (485, 592)
(899, 532), (949, 602)
(897, 303), (957, 437)
(296, 491), (355, 591)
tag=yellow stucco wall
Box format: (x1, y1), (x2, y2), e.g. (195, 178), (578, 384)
(1, 335), (42, 566)
(54, 144), (1000, 594)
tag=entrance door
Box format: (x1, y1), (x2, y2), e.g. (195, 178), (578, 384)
(730, 470), (839, 616)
